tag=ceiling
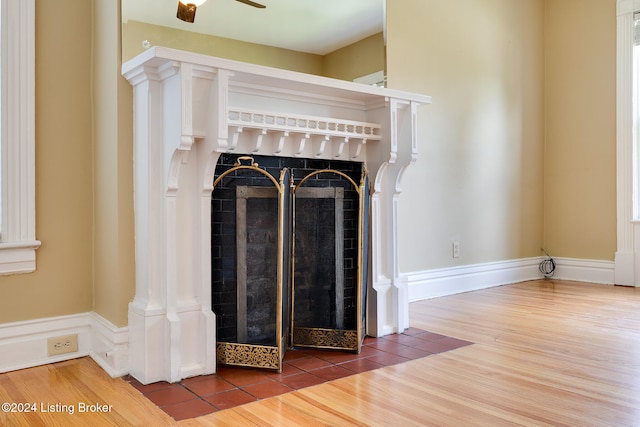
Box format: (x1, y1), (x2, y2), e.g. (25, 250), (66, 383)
(122, 0), (385, 56)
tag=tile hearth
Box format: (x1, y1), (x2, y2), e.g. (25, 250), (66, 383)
(125, 328), (472, 421)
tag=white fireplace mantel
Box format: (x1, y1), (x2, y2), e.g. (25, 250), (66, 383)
(122, 47), (431, 384)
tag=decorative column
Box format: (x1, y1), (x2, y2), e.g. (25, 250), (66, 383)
(367, 98), (420, 336)
(124, 56), (218, 384)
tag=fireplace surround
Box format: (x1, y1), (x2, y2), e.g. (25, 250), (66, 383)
(123, 47), (430, 384)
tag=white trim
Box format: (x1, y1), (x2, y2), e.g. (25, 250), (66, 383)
(354, 70), (386, 87)
(0, 312), (128, 376)
(0, 0), (40, 275)
(618, 0), (640, 15)
(406, 257), (616, 302)
(0, 313), (91, 373)
(89, 313), (129, 378)
(617, 0), (639, 286)
(405, 258), (542, 301)
(551, 257), (616, 284)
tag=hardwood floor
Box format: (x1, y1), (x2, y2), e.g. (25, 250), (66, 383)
(1, 279), (640, 426)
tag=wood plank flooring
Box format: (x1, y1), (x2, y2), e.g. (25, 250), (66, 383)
(1, 279), (640, 426)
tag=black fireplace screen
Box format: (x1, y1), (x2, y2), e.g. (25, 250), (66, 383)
(212, 154), (368, 372)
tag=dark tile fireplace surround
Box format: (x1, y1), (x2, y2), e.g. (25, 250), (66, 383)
(212, 154), (368, 372)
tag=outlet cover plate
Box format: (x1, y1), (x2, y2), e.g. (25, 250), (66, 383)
(47, 334), (79, 356)
(452, 241), (460, 258)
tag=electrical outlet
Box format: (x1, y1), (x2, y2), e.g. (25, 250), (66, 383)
(452, 241), (460, 258)
(47, 334), (78, 356)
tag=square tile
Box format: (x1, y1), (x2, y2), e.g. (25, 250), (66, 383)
(413, 331), (449, 342)
(277, 372), (326, 390)
(161, 398), (216, 421)
(205, 389), (257, 410)
(183, 376), (235, 396)
(145, 385), (198, 406)
(414, 337), (472, 354)
(382, 333), (406, 341)
(310, 365), (353, 381)
(367, 352), (410, 366)
(242, 380), (294, 399)
(393, 346), (434, 360)
(125, 376), (173, 394)
(216, 366), (272, 387)
(384, 334), (429, 347)
(443, 337), (473, 349)
(181, 374), (216, 386)
(362, 336), (380, 346)
(286, 356), (333, 371)
(314, 350), (362, 364)
(339, 358), (383, 373)
(367, 339), (410, 354)
(282, 350), (313, 361)
(358, 345), (385, 358)
(264, 362), (305, 379)
(403, 327), (430, 336)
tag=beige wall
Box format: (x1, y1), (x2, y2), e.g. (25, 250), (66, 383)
(122, 20), (324, 76)
(388, 0), (545, 271)
(93, 0), (135, 327)
(388, 0), (616, 272)
(322, 32), (385, 82)
(544, 0), (616, 260)
(123, 21), (385, 83)
(0, 0), (94, 323)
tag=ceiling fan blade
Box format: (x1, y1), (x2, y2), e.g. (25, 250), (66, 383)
(235, 0), (266, 8)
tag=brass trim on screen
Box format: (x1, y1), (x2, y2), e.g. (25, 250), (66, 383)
(216, 342), (281, 370)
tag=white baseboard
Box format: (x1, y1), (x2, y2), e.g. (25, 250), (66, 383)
(0, 313), (91, 373)
(0, 311), (128, 376)
(551, 257), (615, 284)
(89, 312), (129, 378)
(405, 256), (616, 302)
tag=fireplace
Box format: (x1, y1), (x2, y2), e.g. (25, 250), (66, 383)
(122, 47), (430, 384)
(212, 154), (368, 371)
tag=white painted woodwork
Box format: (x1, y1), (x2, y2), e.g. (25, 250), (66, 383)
(617, 0), (640, 286)
(122, 47), (430, 384)
(0, 0), (40, 275)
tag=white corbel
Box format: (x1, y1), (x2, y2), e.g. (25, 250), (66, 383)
(228, 126), (243, 151)
(251, 128), (267, 153)
(334, 137), (349, 158)
(295, 133), (311, 156)
(350, 138), (366, 160)
(273, 131), (289, 154)
(314, 135), (330, 157)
